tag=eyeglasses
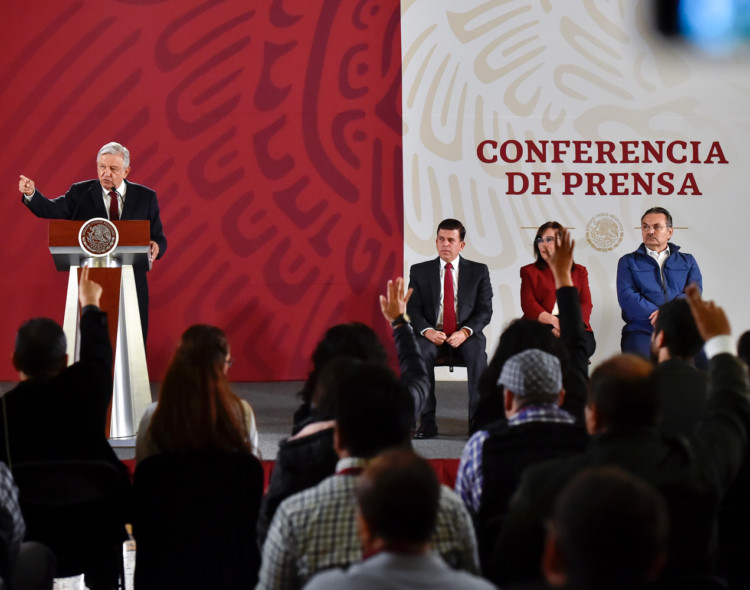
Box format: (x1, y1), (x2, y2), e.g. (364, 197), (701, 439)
(641, 224), (669, 232)
(536, 236), (555, 244)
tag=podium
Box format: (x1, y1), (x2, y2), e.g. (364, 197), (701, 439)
(48, 220), (152, 439)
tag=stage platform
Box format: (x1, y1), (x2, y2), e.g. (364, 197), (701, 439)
(1, 373), (473, 463)
(107, 378), (472, 462)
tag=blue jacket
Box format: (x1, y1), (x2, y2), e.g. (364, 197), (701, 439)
(616, 242), (702, 334)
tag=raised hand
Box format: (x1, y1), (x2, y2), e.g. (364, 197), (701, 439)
(685, 283), (730, 341)
(379, 277), (413, 322)
(548, 227), (574, 289)
(78, 267), (103, 309)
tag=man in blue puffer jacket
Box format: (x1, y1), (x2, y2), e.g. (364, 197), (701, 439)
(616, 207), (702, 358)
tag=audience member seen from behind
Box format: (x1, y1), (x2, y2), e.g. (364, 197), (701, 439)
(291, 323), (387, 431)
(472, 318), (566, 431)
(650, 297), (707, 438)
(520, 221), (595, 358)
(542, 466), (668, 590)
(1, 267), (129, 590)
(1, 267), (128, 478)
(135, 325), (259, 464)
(491, 284), (749, 587)
(305, 449), (496, 590)
(714, 330), (750, 590)
(257, 277), (429, 547)
(457, 229), (589, 572)
(256, 359), (478, 590)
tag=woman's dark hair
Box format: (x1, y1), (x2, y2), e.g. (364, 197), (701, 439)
(473, 318), (568, 431)
(533, 221), (575, 272)
(149, 324), (250, 454)
(298, 322), (387, 412)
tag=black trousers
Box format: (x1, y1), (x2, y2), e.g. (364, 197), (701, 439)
(416, 335), (488, 426)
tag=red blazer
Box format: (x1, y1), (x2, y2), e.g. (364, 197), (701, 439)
(520, 262), (593, 331)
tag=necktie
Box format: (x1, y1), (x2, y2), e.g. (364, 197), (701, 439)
(443, 262), (457, 335)
(109, 190), (119, 221)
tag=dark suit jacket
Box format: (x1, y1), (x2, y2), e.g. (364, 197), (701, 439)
(407, 256), (493, 342)
(0, 308), (127, 479)
(654, 358), (708, 438)
(23, 179), (167, 257)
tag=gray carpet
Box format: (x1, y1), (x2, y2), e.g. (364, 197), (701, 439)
(231, 380), (472, 461)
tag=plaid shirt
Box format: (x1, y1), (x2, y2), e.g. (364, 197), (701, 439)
(0, 462), (25, 573)
(455, 404), (575, 515)
(257, 457), (479, 590)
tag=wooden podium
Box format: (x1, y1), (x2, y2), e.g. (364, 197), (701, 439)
(48, 220), (152, 439)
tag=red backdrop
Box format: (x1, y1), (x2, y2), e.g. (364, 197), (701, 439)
(0, 0), (403, 381)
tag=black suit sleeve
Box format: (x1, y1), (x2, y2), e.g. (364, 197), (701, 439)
(75, 307), (114, 428)
(461, 262), (493, 336)
(691, 353), (750, 492)
(393, 323), (429, 421)
(144, 189), (167, 259)
(556, 286), (589, 425)
(23, 186), (85, 219)
(407, 264), (434, 335)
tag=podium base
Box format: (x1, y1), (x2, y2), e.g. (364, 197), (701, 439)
(63, 265), (151, 439)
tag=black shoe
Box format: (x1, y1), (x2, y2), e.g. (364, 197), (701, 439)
(414, 422), (438, 439)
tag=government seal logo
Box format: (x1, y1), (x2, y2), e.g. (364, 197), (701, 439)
(78, 218), (119, 257)
(586, 213), (623, 252)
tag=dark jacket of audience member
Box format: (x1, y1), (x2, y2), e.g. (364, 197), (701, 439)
(651, 298), (707, 437)
(0, 309), (127, 480)
(653, 302), (750, 588)
(721, 330), (750, 589)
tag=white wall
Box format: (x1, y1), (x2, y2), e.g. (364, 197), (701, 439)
(402, 0), (750, 365)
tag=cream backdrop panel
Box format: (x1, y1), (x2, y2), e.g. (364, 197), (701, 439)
(402, 0), (750, 366)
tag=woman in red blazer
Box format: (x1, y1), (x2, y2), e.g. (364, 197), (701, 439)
(520, 221), (596, 358)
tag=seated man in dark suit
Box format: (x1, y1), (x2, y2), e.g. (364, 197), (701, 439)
(18, 141), (167, 342)
(407, 218), (493, 438)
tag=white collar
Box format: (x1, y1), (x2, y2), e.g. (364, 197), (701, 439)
(440, 255), (460, 270)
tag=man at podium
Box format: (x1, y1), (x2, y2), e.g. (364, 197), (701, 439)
(17, 141), (167, 342)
